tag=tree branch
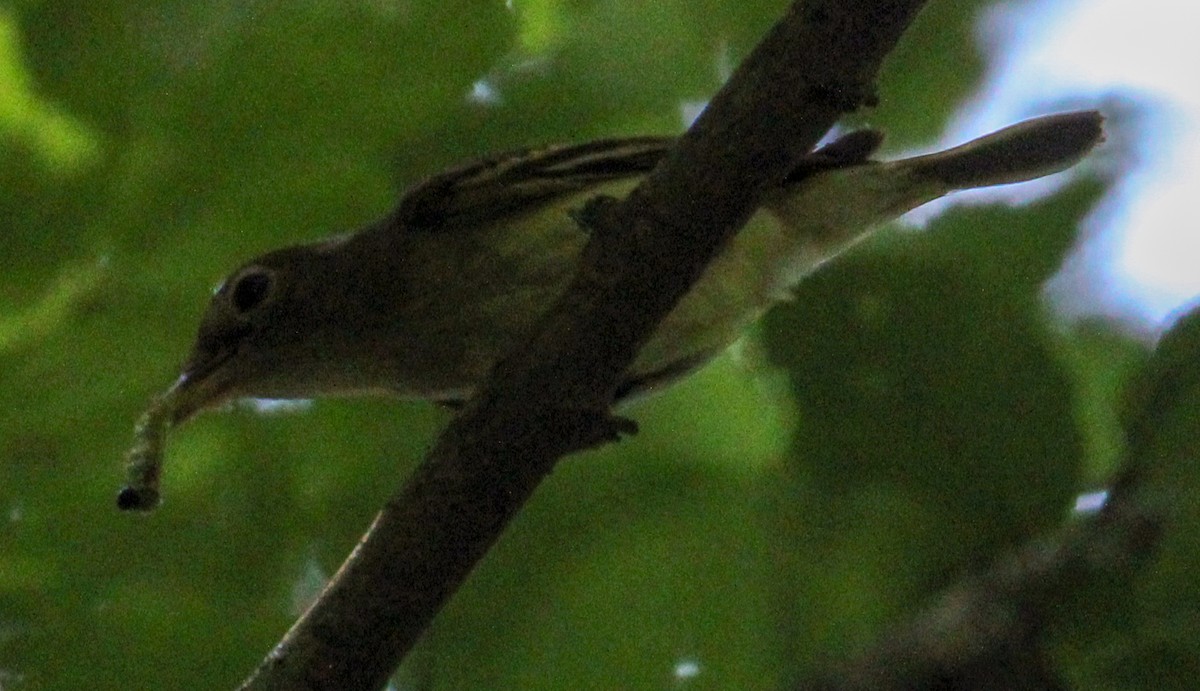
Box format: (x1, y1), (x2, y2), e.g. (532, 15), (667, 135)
(806, 482), (1160, 690)
(238, 1), (929, 689)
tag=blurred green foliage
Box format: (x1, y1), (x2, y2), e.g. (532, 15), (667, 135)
(1, 1), (1193, 689)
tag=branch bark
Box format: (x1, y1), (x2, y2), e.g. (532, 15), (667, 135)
(238, 1), (929, 689)
(806, 486), (1160, 690)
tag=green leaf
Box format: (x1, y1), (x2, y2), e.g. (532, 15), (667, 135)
(1050, 305), (1200, 687)
(761, 198), (1092, 675)
(863, 0), (992, 145)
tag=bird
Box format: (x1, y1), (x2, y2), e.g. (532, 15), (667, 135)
(117, 110), (1104, 510)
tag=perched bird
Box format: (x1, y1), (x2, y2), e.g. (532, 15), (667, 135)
(118, 110), (1104, 510)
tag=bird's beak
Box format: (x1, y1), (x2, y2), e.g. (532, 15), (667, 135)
(166, 347), (238, 427)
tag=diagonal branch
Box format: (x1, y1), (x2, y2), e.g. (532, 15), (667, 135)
(237, 1), (929, 689)
(807, 489), (1160, 690)
(805, 305), (1200, 689)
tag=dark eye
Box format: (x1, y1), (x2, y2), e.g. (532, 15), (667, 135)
(229, 268), (274, 314)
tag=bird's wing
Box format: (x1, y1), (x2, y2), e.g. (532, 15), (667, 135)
(389, 132), (883, 231)
(392, 137), (673, 231)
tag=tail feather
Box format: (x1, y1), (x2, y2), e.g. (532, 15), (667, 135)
(756, 110), (1105, 300)
(905, 111), (1105, 189)
(633, 111), (1104, 394)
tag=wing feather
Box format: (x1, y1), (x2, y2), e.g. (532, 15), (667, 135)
(387, 130), (882, 231)
(393, 137), (673, 230)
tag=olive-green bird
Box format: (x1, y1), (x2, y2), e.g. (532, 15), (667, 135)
(118, 111), (1103, 510)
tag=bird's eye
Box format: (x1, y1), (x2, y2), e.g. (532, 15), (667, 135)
(229, 268), (275, 315)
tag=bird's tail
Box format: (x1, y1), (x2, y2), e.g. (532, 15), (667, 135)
(632, 112), (1104, 396)
(902, 110), (1105, 190)
(763, 110), (1105, 278)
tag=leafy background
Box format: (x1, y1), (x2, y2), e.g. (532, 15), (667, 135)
(1, 0), (1194, 689)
